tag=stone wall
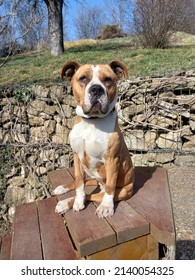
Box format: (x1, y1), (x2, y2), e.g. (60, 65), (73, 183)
(0, 71), (195, 220)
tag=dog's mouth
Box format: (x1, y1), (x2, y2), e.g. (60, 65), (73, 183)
(83, 100), (109, 116)
(83, 85), (109, 117)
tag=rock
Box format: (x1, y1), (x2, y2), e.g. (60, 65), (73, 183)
(144, 130), (157, 149)
(4, 167), (19, 179)
(52, 123), (69, 144)
(174, 155), (195, 166)
(50, 85), (65, 103)
(181, 125), (193, 139)
(27, 100), (56, 116)
(30, 126), (48, 141)
(156, 132), (182, 149)
(159, 92), (176, 102)
(28, 114), (45, 126)
(182, 136), (195, 151)
(66, 118), (74, 129)
(7, 176), (25, 188)
(13, 131), (26, 144)
(8, 206), (16, 222)
(57, 155), (71, 168)
(147, 152), (175, 164)
(39, 149), (59, 162)
(1, 111), (10, 123)
(131, 153), (149, 166)
(149, 115), (176, 128)
(125, 130), (145, 150)
(189, 121), (195, 131)
(64, 95), (76, 107)
(36, 166), (47, 175)
(4, 186), (25, 205)
(32, 85), (50, 99)
(44, 120), (56, 135)
(61, 104), (73, 118)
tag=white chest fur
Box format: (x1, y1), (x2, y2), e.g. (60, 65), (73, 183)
(69, 111), (117, 179)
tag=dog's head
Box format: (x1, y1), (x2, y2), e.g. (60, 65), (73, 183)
(61, 60), (128, 118)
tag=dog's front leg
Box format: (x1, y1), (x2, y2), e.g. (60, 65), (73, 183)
(55, 153), (85, 214)
(96, 157), (119, 218)
(72, 152), (86, 212)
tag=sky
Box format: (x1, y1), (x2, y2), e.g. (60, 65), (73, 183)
(66, 0), (106, 41)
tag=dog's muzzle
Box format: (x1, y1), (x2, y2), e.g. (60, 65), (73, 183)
(83, 84), (109, 116)
(89, 84), (105, 105)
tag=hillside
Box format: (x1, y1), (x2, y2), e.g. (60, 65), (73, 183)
(0, 32), (195, 87)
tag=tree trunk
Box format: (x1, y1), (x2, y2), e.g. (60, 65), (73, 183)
(44, 0), (64, 56)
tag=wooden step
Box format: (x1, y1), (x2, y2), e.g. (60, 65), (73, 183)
(10, 197), (77, 260)
(0, 235), (12, 260)
(2, 166), (175, 260)
(127, 167), (175, 245)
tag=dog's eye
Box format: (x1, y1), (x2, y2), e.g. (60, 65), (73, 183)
(79, 76), (88, 84)
(104, 77), (112, 84)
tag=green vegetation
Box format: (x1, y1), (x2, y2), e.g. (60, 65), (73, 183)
(0, 33), (194, 87)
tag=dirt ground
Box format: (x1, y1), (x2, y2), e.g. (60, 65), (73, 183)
(167, 167), (195, 260)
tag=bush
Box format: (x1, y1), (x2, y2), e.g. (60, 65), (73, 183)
(97, 25), (126, 40)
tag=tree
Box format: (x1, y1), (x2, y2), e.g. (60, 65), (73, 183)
(0, 0), (44, 67)
(104, 0), (134, 33)
(43, 0), (64, 56)
(74, 5), (104, 39)
(133, 0), (195, 48)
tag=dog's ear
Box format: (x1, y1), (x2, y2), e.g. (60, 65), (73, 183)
(109, 60), (128, 80)
(61, 61), (80, 81)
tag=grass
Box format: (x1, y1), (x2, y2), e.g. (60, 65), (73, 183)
(0, 32), (195, 87)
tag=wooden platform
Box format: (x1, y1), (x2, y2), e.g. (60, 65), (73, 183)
(0, 167), (176, 260)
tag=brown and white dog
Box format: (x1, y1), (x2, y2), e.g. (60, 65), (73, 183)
(54, 60), (134, 218)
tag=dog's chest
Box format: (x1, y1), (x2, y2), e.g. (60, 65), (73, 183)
(69, 113), (116, 177)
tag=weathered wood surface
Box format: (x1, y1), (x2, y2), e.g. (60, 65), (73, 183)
(65, 202), (116, 257)
(11, 202), (42, 260)
(9, 198), (77, 260)
(48, 168), (150, 257)
(37, 197), (77, 260)
(0, 235), (12, 260)
(87, 235), (148, 260)
(127, 167), (175, 245)
(2, 166), (175, 260)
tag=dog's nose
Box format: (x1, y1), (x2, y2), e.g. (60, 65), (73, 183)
(89, 84), (105, 100)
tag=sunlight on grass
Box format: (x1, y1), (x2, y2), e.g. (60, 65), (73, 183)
(0, 32), (194, 86)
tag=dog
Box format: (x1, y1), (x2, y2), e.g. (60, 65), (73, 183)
(54, 60), (134, 218)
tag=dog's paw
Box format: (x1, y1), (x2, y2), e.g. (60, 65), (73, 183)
(73, 197), (85, 212)
(95, 193), (114, 218)
(53, 185), (70, 196)
(95, 204), (114, 218)
(55, 197), (74, 214)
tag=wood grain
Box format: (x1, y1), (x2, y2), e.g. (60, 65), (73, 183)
(37, 197), (77, 260)
(106, 201), (149, 244)
(65, 202), (116, 257)
(0, 235), (12, 260)
(87, 235), (148, 260)
(11, 202), (42, 260)
(128, 167), (175, 245)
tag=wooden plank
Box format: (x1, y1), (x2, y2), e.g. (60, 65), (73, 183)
(37, 197), (77, 260)
(147, 234), (159, 260)
(11, 202), (42, 260)
(48, 168), (74, 190)
(87, 235), (148, 260)
(0, 235), (12, 260)
(106, 201), (149, 244)
(127, 167), (175, 245)
(65, 202), (116, 257)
